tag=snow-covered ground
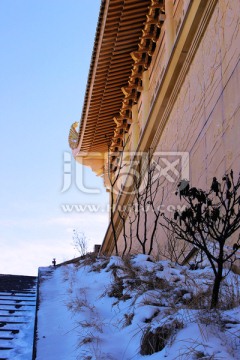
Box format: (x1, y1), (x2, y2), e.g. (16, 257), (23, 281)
(36, 255), (240, 360)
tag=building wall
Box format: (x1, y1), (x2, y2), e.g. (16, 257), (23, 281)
(116, 0), (240, 257)
(158, 0), (240, 186)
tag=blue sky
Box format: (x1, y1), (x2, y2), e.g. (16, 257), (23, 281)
(0, 0), (109, 275)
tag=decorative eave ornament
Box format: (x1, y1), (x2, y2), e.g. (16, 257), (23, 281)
(109, 0), (165, 170)
(68, 122), (79, 150)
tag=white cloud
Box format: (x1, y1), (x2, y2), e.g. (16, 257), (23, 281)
(0, 212), (109, 276)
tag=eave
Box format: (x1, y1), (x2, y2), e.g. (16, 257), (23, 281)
(70, 0), (151, 162)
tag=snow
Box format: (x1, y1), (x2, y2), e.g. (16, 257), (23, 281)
(7, 315), (36, 360)
(0, 289), (37, 360)
(36, 255), (240, 360)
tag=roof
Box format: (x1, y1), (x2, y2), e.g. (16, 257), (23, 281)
(69, 0), (152, 155)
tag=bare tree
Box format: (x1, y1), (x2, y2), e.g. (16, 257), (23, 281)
(72, 230), (88, 257)
(132, 151), (164, 255)
(159, 229), (192, 264)
(118, 210), (128, 257)
(116, 151), (164, 256)
(162, 170), (240, 308)
(107, 149), (125, 256)
(106, 133), (130, 256)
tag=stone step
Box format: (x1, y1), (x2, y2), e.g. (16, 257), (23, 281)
(0, 275), (36, 291)
(0, 329), (19, 334)
(0, 292), (35, 296)
(0, 297), (35, 300)
(0, 309), (30, 313)
(0, 274), (37, 359)
(0, 322), (28, 326)
(0, 304), (35, 307)
(0, 298), (35, 302)
(0, 315), (31, 319)
(0, 291), (36, 294)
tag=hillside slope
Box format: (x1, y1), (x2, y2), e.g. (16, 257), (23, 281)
(36, 255), (240, 360)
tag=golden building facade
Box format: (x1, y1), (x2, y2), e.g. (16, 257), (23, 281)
(69, 0), (240, 258)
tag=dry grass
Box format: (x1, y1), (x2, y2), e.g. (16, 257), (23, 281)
(218, 275), (240, 309)
(107, 255), (173, 307)
(140, 320), (183, 355)
(108, 278), (124, 299)
(67, 290), (95, 314)
(91, 258), (110, 272)
(63, 254), (240, 359)
(123, 312), (134, 327)
(174, 338), (219, 360)
(76, 253), (99, 268)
